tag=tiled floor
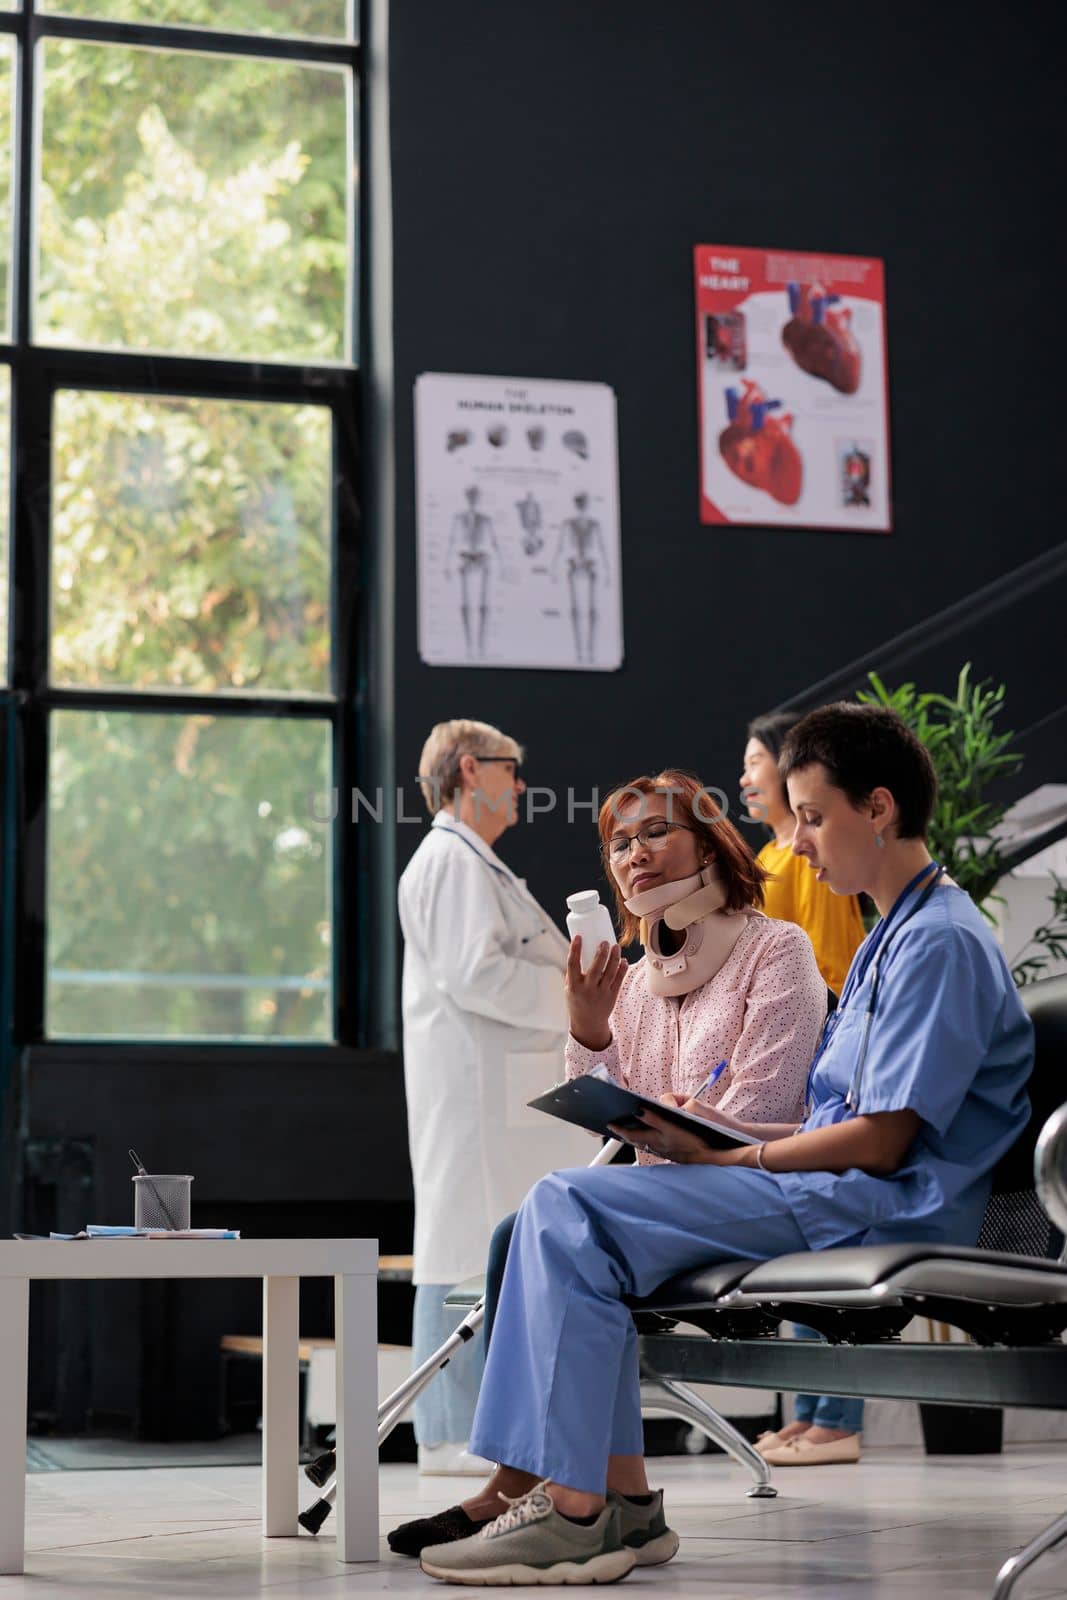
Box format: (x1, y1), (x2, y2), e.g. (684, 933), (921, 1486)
(7, 1446), (1067, 1598)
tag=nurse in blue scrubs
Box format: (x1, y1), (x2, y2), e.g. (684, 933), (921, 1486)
(407, 703), (1034, 1588)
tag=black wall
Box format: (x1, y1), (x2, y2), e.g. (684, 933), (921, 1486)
(17, 0), (1064, 1434)
(388, 0), (1063, 920)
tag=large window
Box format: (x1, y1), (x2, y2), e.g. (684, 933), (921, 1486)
(0, 3), (360, 1043)
(37, 41), (352, 361)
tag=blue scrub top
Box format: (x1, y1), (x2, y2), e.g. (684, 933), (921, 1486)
(777, 884), (1033, 1250)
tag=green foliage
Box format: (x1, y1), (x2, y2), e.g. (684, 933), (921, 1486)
(1011, 877), (1067, 989)
(51, 392), (331, 693)
(858, 665), (1022, 908)
(37, 39), (349, 362)
(0, 14), (353, 1038)
(48, 711), (333, 1039)
(41, 1), (351, 36)
(0, 41), (11, 337)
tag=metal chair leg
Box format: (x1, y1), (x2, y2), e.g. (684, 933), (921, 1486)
(992, 1507), (1067, 1600)
(639, 1377), (777, 1498)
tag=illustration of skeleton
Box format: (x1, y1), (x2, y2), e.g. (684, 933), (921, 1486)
(515, 491), (544, 556)
(446, 485), (500, 658)
(551, 492), (609, 663)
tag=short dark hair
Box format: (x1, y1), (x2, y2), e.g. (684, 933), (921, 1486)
(747, 710), (802, 765)
(779, 703), (937, 840)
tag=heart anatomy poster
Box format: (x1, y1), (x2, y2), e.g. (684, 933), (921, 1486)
(415, 373), (623, 670)
(695, 245), (891, 533)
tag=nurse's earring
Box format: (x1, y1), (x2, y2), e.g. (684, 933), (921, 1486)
(874, 832), (885, 850)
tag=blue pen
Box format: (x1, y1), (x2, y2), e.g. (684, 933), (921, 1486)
(697, 1060), (728, 1100)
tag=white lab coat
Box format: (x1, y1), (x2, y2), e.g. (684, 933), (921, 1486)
(398, 811), (592, 1285)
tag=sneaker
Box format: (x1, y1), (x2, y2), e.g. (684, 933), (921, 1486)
(418, 1441), (495, 1477)
(387, 1504), (493, 1558)
(420, 1482), (636, 1586)
(608, 1488), (679, 1566)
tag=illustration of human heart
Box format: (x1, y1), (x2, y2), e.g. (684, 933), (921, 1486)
(718, 380), (803, 506)
(781, 281), (862, 395)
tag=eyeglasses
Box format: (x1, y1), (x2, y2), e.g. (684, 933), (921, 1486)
(473, 756), (523, 780)
(602, 821), (697, 863)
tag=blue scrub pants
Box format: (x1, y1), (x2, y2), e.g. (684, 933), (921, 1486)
(412, 1283), (486, 1445)
(468, 1162), (816, 1493)
(484, 1213), (864, 1437)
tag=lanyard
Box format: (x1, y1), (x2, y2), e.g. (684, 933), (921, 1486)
(435, 823), (549, 945)
(435, 822), (512, 882)
(804, 860), (944, 1115)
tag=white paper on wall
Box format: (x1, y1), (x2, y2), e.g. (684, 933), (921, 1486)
(415, 373), (623, 671)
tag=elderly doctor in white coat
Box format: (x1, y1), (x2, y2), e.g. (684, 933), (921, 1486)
(399, 718), (590, 1476)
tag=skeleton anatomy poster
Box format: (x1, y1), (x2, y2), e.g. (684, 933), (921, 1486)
(415, 373), (623, 670)
(695, 245), (891, 532)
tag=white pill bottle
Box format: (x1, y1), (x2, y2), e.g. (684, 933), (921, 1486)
(565, 890), (617, 972)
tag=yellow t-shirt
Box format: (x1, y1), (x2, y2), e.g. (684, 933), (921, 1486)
(756, 840), (866, 1000)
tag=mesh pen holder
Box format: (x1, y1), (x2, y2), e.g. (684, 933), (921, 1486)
(133, 1174), (193, 1231)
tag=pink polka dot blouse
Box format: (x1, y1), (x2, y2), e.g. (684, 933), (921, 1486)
(565, 914), (825, 1164)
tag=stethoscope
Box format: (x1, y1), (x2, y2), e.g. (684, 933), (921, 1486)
(435, 821), (550, 946)
(804, 860), (946, 1116)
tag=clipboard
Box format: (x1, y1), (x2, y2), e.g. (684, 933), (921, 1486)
(527, 1075), (760, 1151)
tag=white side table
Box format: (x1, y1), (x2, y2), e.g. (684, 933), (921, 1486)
(0, 1237), (379, 1575)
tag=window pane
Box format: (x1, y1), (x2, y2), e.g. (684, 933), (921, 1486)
(41, 1), (354, 38)
(51, 391), (332, 694)
(0, 40), (12, 340)
(0, 366), (8, 680)
(48, 711), (333, 1040)
(37, 41), (352, 362)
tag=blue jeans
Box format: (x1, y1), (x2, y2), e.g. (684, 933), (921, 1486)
(484, 1211), (518, 1348)
(411, 1282), (486, 1445)
(792, 1323), (865, 1432)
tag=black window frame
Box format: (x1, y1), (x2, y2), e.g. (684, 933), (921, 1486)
(0, 2), (365, 1055)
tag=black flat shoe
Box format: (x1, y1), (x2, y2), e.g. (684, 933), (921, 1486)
(387, 1503), (494, 1557)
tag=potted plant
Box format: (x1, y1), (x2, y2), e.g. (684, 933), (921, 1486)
(858, 664), (1022, 908)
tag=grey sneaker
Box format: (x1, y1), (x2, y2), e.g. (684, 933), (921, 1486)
(608, 1488), (679, 1566)
(419, 1481), (636, 1586)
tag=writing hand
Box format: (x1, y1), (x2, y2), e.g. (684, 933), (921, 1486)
(608, 1107), (756, 1167)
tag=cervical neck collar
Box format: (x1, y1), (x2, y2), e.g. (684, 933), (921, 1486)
(625, 866), (752, 997)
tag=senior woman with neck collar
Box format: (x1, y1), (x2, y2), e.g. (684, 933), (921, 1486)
(564, 768), (826, 1143)
(404, 705), (1032, 1588)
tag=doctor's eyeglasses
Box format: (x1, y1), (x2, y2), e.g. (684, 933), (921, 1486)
(602, 821), (697, 863)
(473, 756), (523, 780)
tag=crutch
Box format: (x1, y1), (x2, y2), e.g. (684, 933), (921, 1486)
(298, 1137), (623, 1534)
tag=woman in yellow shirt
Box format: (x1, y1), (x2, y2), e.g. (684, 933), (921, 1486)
(741, 711), (866, 998)
(739, 710), (868, 1465)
